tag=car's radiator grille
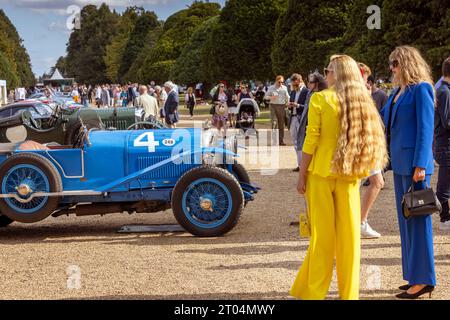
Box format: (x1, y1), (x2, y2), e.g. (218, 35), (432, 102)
(137, 156), (197, 179)
(103, 120), (129, 130)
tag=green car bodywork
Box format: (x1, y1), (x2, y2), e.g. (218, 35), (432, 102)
(0, 107), (166, 145)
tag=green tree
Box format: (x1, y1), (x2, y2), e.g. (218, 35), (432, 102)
(272, 0), (351, 77)
(171, 16), (219, 85)
(125, 24), (163, 83)
(0, 9), (35, 87)
(54, 56), (67, 76)
(344, 0), (450, 79)
(0, 51), (19, 89)
(118, 10), (159, 82)
(202, 0), (286, 83)
(137, 1), (221, 84)
(104, 7), (142, 82)
(65, 4), (118, 84)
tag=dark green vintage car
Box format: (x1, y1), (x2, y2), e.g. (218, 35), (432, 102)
(0, 104), (165, 145)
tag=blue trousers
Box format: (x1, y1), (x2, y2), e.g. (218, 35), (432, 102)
(393, 174), (436, 286)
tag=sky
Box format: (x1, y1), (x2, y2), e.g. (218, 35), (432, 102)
(0, 0), (226, 78)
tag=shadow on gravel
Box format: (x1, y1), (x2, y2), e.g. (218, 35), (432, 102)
(0, 224), (303, 246)
(177, 244), (309, 255)
(207, 260), (300, 271)
(329, 289), (400, 300)
(72, 291), (290, 300)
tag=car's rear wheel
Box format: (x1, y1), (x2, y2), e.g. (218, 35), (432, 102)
(172, 166), (244, 237)
(0, 153), (62, 223)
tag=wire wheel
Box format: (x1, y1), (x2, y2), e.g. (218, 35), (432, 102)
(0, 153), (62, 223)
(172, 166), (244, 237)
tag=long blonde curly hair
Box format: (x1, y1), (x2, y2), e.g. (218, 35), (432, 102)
(389, 46), (434, 87)
(329, 55), (389, 177)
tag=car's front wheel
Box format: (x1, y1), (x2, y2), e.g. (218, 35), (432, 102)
(172, 166), (244, 237)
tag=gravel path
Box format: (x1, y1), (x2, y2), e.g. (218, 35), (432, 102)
(0, 169), (448, 300)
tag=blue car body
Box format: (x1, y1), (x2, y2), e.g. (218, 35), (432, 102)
(0, 128), (259, 236)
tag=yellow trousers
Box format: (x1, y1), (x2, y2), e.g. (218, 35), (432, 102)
(290, 174), (361, 300)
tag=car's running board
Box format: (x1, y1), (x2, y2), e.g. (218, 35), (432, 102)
(0, 190), (103, 203)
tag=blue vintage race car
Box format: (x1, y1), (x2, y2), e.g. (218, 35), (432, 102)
(0, 127), (259, 236)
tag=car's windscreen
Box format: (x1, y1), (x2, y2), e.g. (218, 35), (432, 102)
(33, 103), (53, 117)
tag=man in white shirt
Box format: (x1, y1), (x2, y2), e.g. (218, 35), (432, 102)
(265, 76), (290, 145)
(71, 86), (79, 97)
(95, 86), (102, 108)
(136, 85), (159, 120)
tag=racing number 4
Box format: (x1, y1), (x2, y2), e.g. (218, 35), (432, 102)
(134, 132), (160, 152)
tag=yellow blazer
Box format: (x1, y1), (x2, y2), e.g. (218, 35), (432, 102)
(302, 88), (367, 180)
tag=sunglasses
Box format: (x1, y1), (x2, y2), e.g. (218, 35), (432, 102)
(389, 60), (399, 68)
(324, 68), (334, 76)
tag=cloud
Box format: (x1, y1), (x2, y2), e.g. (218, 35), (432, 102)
(0, 0), (176, 15)
(47, 21), (72, 35)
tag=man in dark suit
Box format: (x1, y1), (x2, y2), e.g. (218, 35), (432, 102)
(435, 57), (450, 231)
(288, 74), (309, 172)
(296, 73), (328, 170)
(127, 82), (136, 107)
(163, 81), (179, 128)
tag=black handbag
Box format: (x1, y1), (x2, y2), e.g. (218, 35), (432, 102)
(402, 180), (442, 219)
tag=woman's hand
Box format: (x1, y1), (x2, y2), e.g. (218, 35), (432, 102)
(297, 172), (307, 195)
(413, 167), (426, 182)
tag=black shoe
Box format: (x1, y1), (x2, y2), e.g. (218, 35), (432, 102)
(279, 142), (286, 146)
(398, 284), (412, 291)
(292, 167), (300, 172)
(396, 285), (434, 299)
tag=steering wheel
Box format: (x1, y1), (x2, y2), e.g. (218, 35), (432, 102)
(73, 125), (88, 149)
(48, 105), (60, 127)
(73, 125), (96, 149)
(127, 122), (156, 130)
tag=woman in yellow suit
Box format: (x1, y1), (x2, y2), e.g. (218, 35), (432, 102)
(290, 55), (388, 300)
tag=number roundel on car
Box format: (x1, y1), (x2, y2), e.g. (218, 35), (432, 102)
(162, 138), (175, 147)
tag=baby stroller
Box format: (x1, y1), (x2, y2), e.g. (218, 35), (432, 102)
(236, 98), (260, 134)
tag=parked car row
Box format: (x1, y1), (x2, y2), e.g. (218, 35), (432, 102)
(0, 98), (259, 237)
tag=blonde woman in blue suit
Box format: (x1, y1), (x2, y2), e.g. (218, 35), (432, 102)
(381, 46), (436, 299)
(290, 55), (388, 300)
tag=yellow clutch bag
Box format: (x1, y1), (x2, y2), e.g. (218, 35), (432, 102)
(299, 202), (310, 238)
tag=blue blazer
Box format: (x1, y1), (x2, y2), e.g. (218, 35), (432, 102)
(380, 82), (435, 176)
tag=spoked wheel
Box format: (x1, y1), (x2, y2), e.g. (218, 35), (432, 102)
(172, 166), (244, 237)
(0, 153), (62, 223)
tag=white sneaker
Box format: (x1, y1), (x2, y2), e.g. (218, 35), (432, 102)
(361, 221), (381, 239)
(439, 220), (450, 231)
